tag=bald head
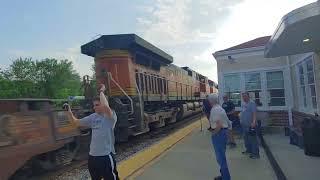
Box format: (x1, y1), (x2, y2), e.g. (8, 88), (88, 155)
(208, 93), (219, 105)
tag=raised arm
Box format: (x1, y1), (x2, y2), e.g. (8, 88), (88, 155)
(65, 104), (81, 127)
(99, 84), (113, 119)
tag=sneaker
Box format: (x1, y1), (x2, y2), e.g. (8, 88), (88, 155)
(229, 143), (237, 148)
(249, 154), (260, 159)
(242, 151), (250, 155)
(214, 176), (222, 180)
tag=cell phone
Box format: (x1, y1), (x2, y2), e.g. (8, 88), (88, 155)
(63, 103), (70, 111)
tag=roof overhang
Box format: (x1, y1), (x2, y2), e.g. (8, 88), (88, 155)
(213, 46), (265, 60)
(265, 1), (320, 58)
(81, 34), (173, 64)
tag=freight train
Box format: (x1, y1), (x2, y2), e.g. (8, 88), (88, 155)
(81, 34), (217, 141)
(0, 34), (217, 179)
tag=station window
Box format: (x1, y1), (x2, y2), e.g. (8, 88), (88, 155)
(245, 72), (262, 106)
(267, 71), (285, 106)
(296, 56), (317, 111)
(224, 74), (241, 106)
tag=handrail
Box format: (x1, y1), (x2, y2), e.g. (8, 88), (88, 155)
(109, 74), (134, 115)
(135, 81), (144, 120)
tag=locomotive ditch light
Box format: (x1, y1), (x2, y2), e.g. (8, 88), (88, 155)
(303, 38), (310, 43)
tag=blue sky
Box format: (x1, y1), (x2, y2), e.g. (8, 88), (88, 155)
(0, 0), (315, 81)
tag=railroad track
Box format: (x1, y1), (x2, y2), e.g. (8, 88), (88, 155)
(14, 113), (204, 180)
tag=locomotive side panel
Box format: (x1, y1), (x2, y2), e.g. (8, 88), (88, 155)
(95, 50), (137, 97)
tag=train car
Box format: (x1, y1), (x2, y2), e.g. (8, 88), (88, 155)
(0, 99), (87, 179)
(81, 34), (217, 142)
(208, 79), (218, 94)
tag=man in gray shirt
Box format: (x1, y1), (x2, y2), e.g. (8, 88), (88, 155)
(240, 92), (260, 159)
(66, 84), (119, 180)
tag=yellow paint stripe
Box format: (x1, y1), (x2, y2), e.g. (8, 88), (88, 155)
(118, 119), (202, 180)
(110, 92), (137, 96)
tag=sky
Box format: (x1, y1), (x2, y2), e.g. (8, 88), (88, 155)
(0, 0), (315, 82)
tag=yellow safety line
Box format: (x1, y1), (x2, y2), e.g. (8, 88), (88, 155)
(117, 119), (202, 180)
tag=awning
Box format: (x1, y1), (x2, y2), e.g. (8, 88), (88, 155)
(81, 34), (173, 64)
(265, 1), (320, 58)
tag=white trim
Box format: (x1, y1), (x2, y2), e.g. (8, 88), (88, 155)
(222, 65), (287, 74)
(312, 54), (319, 114)
(214, 46), (265, 58)
(289, 53), (314, 66)
(295, 55), (318, 114)
(108, 154), (116, 180)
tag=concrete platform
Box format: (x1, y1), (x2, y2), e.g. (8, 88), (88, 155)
(130, 127), (276, 180)
(264, 133), (320, 180)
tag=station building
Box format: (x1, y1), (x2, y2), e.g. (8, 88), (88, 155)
(213, 1), (320, 132)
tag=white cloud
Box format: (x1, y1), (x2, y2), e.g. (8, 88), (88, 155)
(136, 0), (244, 82)
(6, 46), (93, 77)
(136, 0), (314, 82)
(211, 0), (316, 52)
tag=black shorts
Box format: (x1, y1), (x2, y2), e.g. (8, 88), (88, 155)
(88, 154), (119, 180)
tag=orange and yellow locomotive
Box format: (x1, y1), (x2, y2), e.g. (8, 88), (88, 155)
(81, 34), (218, 142)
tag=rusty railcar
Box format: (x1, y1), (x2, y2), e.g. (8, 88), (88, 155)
(0, 99), (85, 180)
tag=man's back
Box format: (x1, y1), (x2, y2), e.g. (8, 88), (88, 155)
(203, 99), (212, 116)
(222, 100), (235, 114)
(240, 101), (256, 128)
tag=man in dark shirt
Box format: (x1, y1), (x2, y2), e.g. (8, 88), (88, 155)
(222, 94), (237, 148)
(203, 96), (212, 129)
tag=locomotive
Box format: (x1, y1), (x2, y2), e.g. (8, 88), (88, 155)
(81, 34), (217, 142)
(0, 34), (217, 179)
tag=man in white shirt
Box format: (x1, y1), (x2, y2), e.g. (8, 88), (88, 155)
(208, 94), (231, 180)
(66, 84), (119, 180)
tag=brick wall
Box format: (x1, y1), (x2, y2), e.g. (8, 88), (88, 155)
(239, 110), (289, 127)
(267, 111), (289, 127)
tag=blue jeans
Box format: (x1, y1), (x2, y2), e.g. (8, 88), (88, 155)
(243, 128), (259, 156)
(211, 129), (231, 180)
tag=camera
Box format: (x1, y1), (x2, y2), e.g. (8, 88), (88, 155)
(248, 127), (256, 136)
(63, 103), (70, 111)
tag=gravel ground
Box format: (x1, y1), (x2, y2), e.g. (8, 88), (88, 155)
(49, 134), (168, 180)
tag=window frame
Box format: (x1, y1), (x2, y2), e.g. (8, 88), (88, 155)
(223, 73), (241, 107)
(245, 72), (263, 106)
(222, 68), (287, 111)
(296, 55), (318, 113)
(266, 71), (286, 107)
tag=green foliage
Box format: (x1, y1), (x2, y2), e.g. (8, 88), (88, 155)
(0, 57), (84, 99)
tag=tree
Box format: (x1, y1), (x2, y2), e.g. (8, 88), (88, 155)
(0, 58), (82, 99)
